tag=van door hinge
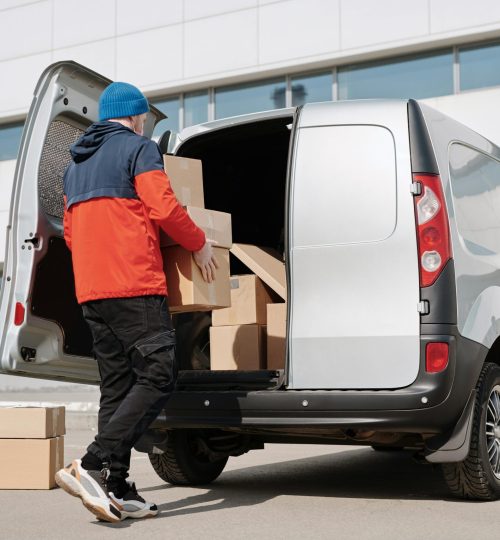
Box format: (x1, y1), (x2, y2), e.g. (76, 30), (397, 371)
(417, 300), (430, 315)
(411, 182), (422, 196)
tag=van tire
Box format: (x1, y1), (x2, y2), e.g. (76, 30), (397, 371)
(442, 362), (500, 500)
(148, 429), (228, 486)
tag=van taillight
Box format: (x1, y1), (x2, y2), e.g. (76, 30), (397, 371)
(14, 302), (25, 326)
(426, 342), (449, 373)
(413, 174), (452, 287)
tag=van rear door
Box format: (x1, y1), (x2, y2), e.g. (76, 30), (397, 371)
(288, 100), (420, 389)
(0, 61), (163, 383)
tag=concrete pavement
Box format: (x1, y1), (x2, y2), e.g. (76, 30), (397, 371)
(0, 426), (499, 540)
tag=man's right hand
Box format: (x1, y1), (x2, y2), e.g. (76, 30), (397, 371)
(193, 240), (219, 283)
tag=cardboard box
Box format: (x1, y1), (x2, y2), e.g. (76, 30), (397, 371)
(267, 303), (287, 370)
(210, 324), (266, 370)
(0, 406), (65, 439)
(164, 155), (205, 208)
(212, 275), (274, 327)
(163, 246), (231, 312)
(230, 244), (286, 300)
(0, 436), (64, 489)
(160, 207), (232, 249)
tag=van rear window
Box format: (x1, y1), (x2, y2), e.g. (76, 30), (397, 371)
(292, 125), (397, 247)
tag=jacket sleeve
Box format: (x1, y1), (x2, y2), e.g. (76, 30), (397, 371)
(135, 170), (206, 252)
(133, 139), (206, 252)
(63, 195), (72, 252)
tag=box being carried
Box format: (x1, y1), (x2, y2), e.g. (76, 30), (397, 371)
(163, 246), (231, 312)
(163, 155), (205, 208)
(160, 207), (232, 249)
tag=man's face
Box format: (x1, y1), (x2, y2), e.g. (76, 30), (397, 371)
(131, 113), (148, 136)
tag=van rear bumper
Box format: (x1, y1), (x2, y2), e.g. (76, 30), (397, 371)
(154, 327), (486, 435)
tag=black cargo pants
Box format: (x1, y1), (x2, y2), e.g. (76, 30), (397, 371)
(81, 295), (177, 481)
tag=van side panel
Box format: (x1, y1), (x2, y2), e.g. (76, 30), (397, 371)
(420, 103), (500, 349)
(288, 101), (420, 390)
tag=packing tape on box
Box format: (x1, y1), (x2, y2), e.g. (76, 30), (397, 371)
(207, 282), (216, 305)
(53, 406), (60, 435)
(206, 213), (215, 241)
(181, 187), (191, 205)
(55, 436), (61, 468)
(230, 278), (240, 290)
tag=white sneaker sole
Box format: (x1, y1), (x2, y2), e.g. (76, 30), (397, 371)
(121, 507), (159, 520)
(55, 469), (121, 523)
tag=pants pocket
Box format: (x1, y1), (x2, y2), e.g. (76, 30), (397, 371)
(132, 329), (177, 391)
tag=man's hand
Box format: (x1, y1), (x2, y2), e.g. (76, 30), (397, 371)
(193, 240), (219, 283)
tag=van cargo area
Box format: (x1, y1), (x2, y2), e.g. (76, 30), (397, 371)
(30, 114), (293, 389)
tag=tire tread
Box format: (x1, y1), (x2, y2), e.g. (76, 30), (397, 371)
(442, 362), (500, 500)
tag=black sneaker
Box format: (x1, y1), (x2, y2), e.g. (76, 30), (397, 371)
(108, 479), (158, 520)
(55, 459), (122, 523)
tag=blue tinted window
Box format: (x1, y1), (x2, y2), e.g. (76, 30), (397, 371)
(215, 78), (286, 119)
(152, 97), (180, 138)
(338, 50), (453, 100)
(460, 42), (500, 91)
(184, 91), (208, 127)
(0, 122), (23, 161)
(292, 72), (332, 106)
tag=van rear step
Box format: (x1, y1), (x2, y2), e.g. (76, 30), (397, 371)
(176, 369), (282, 391)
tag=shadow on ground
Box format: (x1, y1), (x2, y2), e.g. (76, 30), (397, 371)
(97, 446), (455, 528)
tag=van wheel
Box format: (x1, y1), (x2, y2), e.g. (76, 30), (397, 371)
(148, 429), (228, 486)
(442, 362), (500, 500)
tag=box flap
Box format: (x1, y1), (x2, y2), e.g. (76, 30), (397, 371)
(230, 244), (286, 300)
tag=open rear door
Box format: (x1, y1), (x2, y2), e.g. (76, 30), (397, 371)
(287, 100), (420, 390)
(0, 61), (164, 384)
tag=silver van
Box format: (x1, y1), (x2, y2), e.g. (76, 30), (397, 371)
(2, 61), (500, 500)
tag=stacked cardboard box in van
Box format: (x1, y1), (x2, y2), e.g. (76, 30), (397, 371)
(0, 406), (65, 489)
(210, 274), (273, 370)
(161, 155), (231, 313)
(210, 244), (288, 371)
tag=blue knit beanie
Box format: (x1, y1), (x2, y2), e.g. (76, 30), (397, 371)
(99, 82), (149, 121)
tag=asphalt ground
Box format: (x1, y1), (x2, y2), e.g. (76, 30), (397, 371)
(1, 427), (499, 540)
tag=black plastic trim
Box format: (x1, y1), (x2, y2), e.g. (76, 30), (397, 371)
(153, 330), (487, 435)
(408, 99), (439, 174)
(424, 390), (475, 463)
(420, 259), (457, 325)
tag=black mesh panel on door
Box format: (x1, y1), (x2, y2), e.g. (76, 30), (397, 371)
(38, 120), (84, 219)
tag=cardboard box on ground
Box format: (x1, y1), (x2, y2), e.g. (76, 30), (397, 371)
(210, 245), (287, 371)
(0, 407), (65, 489)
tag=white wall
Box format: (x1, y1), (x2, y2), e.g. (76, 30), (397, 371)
(1, 0), (500, 121)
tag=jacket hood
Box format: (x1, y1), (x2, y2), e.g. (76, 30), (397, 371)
(70, 121), (133, 163)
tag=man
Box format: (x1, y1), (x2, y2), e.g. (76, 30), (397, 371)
(55, 81), (217, 523)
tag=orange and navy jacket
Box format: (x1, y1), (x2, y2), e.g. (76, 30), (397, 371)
(63, 121), (205, 304)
